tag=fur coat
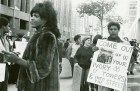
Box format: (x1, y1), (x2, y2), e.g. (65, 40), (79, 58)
(17, 27), (59, 91)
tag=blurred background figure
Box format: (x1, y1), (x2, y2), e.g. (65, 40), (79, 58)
(129, 39), (140, 75)
(123, 37), (129, 42)
(13, 33), (24, 49)
(63, 38), (70, 57)
(66, 35), (81, 77)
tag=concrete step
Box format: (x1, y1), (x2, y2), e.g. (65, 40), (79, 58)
(72, 64), (82, 91)
(127, 82), (140, 87)
(127, 82), (140, 91)
(127, 75), (140, 83)
(60, 58), (72, 78)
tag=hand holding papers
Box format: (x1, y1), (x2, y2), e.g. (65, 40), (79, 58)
(14, 41), (27, 58)
(2, 51), (20, 63)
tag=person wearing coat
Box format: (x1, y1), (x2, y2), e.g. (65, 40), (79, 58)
(66, 35), (81, 76)
(2, 1), (60, 91)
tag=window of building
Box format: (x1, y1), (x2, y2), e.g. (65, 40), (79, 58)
(8, 0), (10, 6)
(7, 0), (14, 7)
(20, 0), (27, 12)
(1, 0), (4, 5)
(26, 0), (30, 13)
(1, 0), (7, 6)
(20, 19), (27, 30)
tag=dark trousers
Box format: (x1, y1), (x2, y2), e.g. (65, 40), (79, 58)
(80, 69), (89, 91)
(69, 57), (75, 76)
(0, 65), (9, 91)
(8, 64), (20, 83)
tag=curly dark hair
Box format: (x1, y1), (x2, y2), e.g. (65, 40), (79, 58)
(93, 34), (102, 45)
(0, 17), (9, 28)
(30, 1), (60, 38)
(107, 22), (120, 30)
(74, 35), (81, 42)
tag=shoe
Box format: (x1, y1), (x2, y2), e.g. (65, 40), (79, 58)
(130, 71), (134, 75)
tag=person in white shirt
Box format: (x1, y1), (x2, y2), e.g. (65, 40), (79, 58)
(0, 17), (11, 91)
(66, 35), (81, 76)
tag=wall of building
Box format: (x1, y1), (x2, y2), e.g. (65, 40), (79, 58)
(0, 0), (72, 40)
(0, 0), (31, 37)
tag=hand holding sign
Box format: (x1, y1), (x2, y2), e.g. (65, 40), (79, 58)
(87, 39), (133, 91)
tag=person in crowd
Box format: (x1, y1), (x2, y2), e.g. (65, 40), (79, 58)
(92, 34), (102, 45)
(93, 22), (130, 91)
(75, 37), (93, 91)
(13, 33), (24, 49)
(64, 38), (70, 50)
(91, 34), (102, 90)
(8, 33), (24, 84)
(66, 35), (81, 76)
(128, 40), (140, 75)
(57, 37), (63, 74)
(107, 22), (131, 91)
(63, 38), (70, 57)
(2, 1), (60, 91)
(92, 34), (103, 51)
(0, 17), (12, 91)
(123, 37), (129, 42)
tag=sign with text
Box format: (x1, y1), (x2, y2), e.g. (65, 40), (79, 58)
(0, 63), (6, 82)
(87, 39), (133, 91)
(14, 41), (28, 58)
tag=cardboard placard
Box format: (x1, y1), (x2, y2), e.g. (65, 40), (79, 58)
(14, 41), (28, 58)
(87, 39), (133, 91)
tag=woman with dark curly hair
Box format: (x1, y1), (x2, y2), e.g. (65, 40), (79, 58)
(2, 1), (60, 91)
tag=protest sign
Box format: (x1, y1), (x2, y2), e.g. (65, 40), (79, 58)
(87, 39), (133, 91)
(0, 63), (6, 82)
(14, 41), (28, 58)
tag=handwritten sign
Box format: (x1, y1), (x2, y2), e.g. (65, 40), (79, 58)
(14, 41), (28, 58)
(87, 39), (133, 91)
(0, 63), (6, 82)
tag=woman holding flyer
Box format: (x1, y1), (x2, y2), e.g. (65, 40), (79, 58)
(2, 1), (60, 91)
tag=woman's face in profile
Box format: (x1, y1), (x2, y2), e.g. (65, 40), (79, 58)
(84, 39), (91, 47)
(30, 13), (46, 28)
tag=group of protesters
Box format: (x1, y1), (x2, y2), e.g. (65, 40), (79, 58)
(63, 22), (140, 91)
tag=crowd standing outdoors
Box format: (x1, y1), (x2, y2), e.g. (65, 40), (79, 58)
(0, 1), (140, 91)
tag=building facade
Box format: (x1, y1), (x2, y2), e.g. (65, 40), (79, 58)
(0, 0), (72, 41)
(0, 0), (31, 37)
(127, 0), (140, 42)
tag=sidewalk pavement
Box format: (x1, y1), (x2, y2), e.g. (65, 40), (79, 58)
(8, 78), (73, 91)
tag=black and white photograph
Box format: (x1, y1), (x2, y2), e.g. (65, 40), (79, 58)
(97, 49), (113, 64)
(0, 0), (140, 91)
